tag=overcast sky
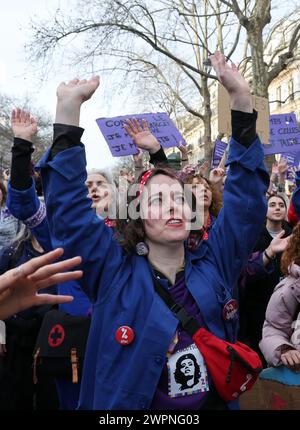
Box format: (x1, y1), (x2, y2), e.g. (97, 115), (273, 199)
(0, 1), (298, 169)
(0, 0), (117, 169)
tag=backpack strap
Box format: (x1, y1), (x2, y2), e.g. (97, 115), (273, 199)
(152, 276), (200, 337)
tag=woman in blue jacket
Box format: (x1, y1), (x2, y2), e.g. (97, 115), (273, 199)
(38, 52), (269, 410)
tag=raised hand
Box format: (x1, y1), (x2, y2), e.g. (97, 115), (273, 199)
(181, 164), (196, 175)
(124, 119), (160, 155)
(197, 161), (209, 177)
(55, 76), (100, 126)
(56, 76), (100, 104)
(210, 51), (252, 112)
(133, 149), (144, 169)
(0, 248), (82, 320)
(209, 167), (225, 184)
(177, 143), (188, 158)
(11, 108), (37, 142)
(266, 230), (290, 258)
(278, 157), (289, 176)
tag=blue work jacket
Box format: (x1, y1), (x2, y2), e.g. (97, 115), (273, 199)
(38, 135), (269, 410)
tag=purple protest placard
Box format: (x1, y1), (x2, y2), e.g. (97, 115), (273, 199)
(96, 112), (186, 157)
(263, 113), (300, 156)
(211, 140), (227, 169)
(280, 152), (300, 181)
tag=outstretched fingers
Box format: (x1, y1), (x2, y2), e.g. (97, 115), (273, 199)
(18, 248), (65, 278)
(141, 119), (149, 131)
(34, 293), (74, 306)
(27, 255), (82, 283)
(124, 119), (138, 136)
(35, 270), (83, 291)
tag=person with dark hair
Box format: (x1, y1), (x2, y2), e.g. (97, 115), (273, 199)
(124, 123), (222, 250)
(183, 173), (223, 249)
(37, 52), (269, 410)
(239, 193), (293, 363)
(260, 221), (300, 370)
(174, 353), (201, 391)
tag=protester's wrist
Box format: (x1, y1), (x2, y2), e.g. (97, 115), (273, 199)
(55, 100), (81, 127)
(265, 247), (276, 260)
(230, 92), (253, 113)
(13, 134), (34, 143)
(149, 143), (162, 155)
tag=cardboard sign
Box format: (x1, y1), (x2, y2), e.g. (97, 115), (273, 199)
(218, 84), (269, 144)
(96, 112), (186, 157)
(263, 113), (300, 155)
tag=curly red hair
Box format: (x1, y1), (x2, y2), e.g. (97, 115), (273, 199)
(281, 221), (300, 275)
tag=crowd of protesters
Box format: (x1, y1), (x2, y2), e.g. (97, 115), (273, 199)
(0, 51), (299, 410)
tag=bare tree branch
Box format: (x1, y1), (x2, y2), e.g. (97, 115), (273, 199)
(267, 22), (300, 85)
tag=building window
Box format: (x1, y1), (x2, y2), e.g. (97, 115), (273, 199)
(288, 79), (294, 101)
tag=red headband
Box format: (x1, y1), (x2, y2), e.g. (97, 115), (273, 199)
(135, 169), (154, 206)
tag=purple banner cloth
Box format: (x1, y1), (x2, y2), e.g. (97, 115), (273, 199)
(263, 113), (300, 155)
(96, 112), (186, 157)
(211, 140), (227, 169)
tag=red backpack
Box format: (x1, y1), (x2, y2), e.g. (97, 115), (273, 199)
(153, 277), (262, 402)
(193, 327), (262, 402)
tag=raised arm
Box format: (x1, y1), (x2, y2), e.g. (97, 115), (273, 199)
(7, 109), (52, 251)
(10, 108), (37, 191)
(38, 76), (124, 302)
(203, 52), (269, 289)
(241, 232), (289, 286)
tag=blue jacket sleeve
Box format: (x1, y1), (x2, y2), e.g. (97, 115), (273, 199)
(203, 136), (269, 290)
(38, 144), (124, 303)
(6, 180), (53, 252)
(292, 170), (300, 219)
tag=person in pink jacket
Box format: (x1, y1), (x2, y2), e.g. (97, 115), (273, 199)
(260, 222), (300, 371)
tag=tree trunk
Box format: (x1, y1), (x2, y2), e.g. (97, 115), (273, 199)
(248, 29), (269, 98)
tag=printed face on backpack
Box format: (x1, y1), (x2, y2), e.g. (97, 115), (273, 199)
(167, 344), (209, 398)
(140, 174), (191, 244)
